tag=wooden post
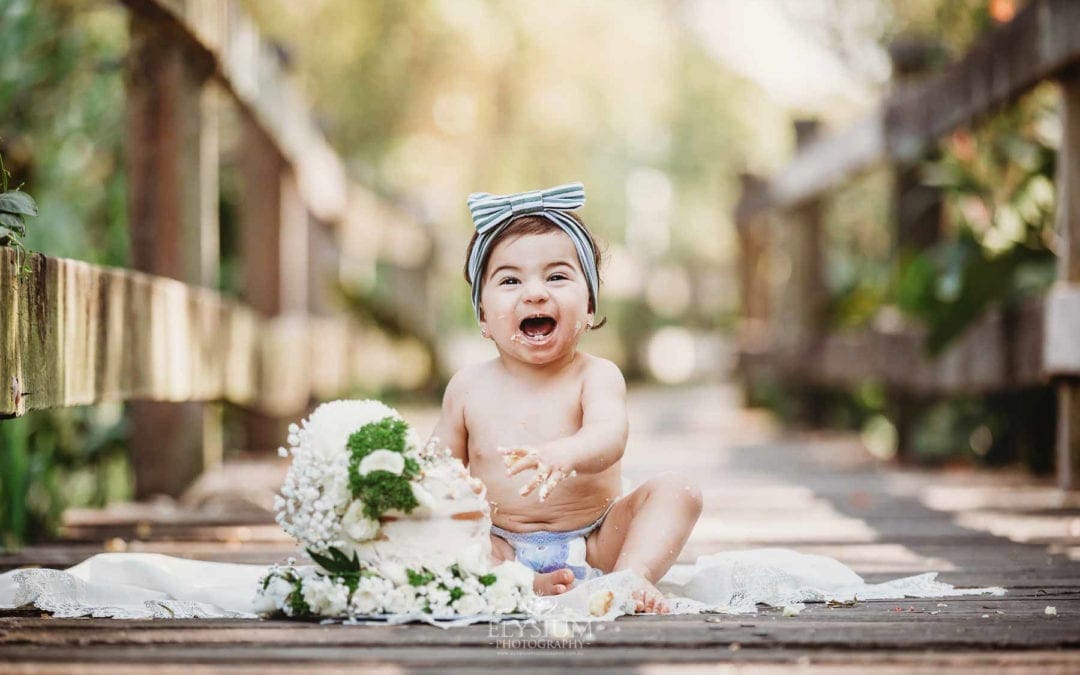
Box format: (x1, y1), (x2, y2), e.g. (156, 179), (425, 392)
(1055, 76), (1080, 490)
(887, 39), (944, 461)
(734, 173), (771, 405)
(125, 13), (221, 497)
(786, 120), (828, 423)
(238, 118), (310, 453)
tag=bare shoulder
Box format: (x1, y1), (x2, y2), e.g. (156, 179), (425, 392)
(443, 359), (498, 405)
(443, 362), (479, 403)
(580, 353), (626, 392)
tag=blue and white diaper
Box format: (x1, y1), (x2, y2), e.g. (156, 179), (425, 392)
(491, 504), (614, 581)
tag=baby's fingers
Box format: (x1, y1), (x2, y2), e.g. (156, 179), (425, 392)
(538, 468), (575, 502)
(518, 470), (546, 497)
(506, 454), (540, 477)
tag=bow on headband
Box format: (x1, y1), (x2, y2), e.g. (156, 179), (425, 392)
(466, 181), (597, 321)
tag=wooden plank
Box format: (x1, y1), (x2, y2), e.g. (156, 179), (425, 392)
(886, 0), (1080, 162)
(118, 0), (347, 224)
(1055, 75), (1080, 490)
(767, 112), (885, 210)
(0, 249), (393, 416)
(751, 0), (1080, 216)
(760, 298), (1045, 395)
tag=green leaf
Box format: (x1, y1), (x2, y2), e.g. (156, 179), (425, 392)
(478, 573), (497, 587)
(0, 191), (37, 217)
(0, 212), (25, 236)
(407, 567), (436, 587)
(307, 546), (362, 575)
(0, 225), (16, 246)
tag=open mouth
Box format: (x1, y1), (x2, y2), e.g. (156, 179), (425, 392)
(519, 315), (557, 339)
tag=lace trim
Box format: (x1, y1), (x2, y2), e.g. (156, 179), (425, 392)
(7, 569), (257, 619)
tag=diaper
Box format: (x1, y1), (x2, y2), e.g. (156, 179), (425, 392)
(491, 502), (615, 581)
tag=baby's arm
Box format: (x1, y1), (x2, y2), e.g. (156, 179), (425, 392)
(504, 358), (628, 490)
(429, 370), (469, 467)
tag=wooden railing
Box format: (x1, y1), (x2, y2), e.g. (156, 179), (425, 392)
(736, 0), (1080, 489)
(0, 0), (429, 497)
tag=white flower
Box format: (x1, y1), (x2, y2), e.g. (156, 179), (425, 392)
(453, 591), (488, 616)
(350, 576), (390, 615)
(301, 575), (349, 616)
(427, 586), (453, 614)
(377, 559), (408, 586)
(253, 574), (294, 616)
(456, 541), (490, 577)
(341, 501), (380, 541)
(486, 583), (520, 614)
(493, 560), (534, 589)
(382, 585), (418, 615)
(358, 449), (406, 476)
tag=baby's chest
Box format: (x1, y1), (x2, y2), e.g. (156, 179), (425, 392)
(465, 387), (582, 450)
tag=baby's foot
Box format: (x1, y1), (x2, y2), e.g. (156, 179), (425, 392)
(533, 568), (575, 596)
(632, 579), (670, 614)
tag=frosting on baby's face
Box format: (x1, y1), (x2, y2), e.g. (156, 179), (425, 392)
(478, 230), (594, 368)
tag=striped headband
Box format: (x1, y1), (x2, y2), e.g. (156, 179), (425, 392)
(465, 181), (597, 321)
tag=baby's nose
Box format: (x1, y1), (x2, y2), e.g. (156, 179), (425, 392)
(523, 279), (550, 301)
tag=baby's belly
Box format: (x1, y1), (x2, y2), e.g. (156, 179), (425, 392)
(475, 464), (622, 533)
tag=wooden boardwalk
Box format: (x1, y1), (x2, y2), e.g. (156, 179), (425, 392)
(2, 383), (1079, 673)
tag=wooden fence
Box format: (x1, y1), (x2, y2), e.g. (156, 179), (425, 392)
(736, 0), (1080, 489)
(0, 0), (429, 497)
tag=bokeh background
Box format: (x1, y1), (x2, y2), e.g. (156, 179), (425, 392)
(1, 0), (1051, 546)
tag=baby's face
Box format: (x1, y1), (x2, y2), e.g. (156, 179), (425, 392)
(479, 230), (594, 366)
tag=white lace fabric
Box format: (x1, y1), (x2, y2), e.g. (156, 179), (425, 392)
(0, 548), (1004, 622)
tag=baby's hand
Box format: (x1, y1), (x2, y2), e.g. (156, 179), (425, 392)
(497, 445), (577, 502)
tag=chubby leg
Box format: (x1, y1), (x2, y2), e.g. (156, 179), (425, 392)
(585, 471), (703, 613)
(490, 532), (574, 596)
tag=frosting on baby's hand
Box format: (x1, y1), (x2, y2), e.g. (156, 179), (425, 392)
(497, 446), (576, 502)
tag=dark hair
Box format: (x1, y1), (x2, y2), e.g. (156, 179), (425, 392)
(463, 212), (608, 328)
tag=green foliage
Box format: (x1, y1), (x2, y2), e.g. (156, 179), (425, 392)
(478, 573), (497, 587)
(306, 546), (362, 575)
(0, 407), (131, 550)
(345, 416), (421, 520)
(348, 416), (408, 457)
(0, 147), (39, 276)
(407, 567), (436, 587)
(353, 470), (419, 521)
(895, 231), (1054, 354)
(0, 0), (129, 265)
(287, 584), (311, 617)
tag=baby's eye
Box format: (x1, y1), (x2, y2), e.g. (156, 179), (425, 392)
(548, 273), (567, 281)
(499, 277), (519, 285)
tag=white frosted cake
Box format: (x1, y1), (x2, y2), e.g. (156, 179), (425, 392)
(257, 400), (533, 619)
(356, 443), (493, 572)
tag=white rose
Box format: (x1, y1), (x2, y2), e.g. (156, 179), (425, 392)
(456, 541), (490, 577)
(301, 575), (348, 616)
(341, 501), (380, 541)
(493, 560), (535, 589)
(358, 449), (405, 476)
(486, 584), (519, 614)
(349, 577), (387, 615)
(453, 591), (488, 616)
(253, 575), (293, 615)
(382, 585), (418, 615)
(427, 586), (453, 614)
(377, 559), (408, 586)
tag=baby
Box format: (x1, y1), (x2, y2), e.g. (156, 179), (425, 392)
(429, 182), (703, 614)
